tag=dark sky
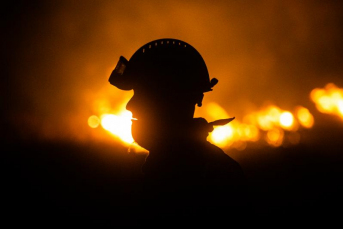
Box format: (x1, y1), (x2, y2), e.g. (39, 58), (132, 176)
(3, 0), (343, 145)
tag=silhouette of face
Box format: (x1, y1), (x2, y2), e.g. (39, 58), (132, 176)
(126, 89), (200, 150)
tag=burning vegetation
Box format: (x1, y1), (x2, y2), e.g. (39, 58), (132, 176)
(87, 83), (342, 151)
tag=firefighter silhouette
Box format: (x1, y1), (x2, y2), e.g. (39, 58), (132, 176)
(109, 39), (247, 217)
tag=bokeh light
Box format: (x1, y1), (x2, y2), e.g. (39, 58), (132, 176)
(295, 106), (314, 128)
(279, 111), (294, 130)
(88, 115), (100, 128)
(87, 99), (317, 149)
(266, 128), (284, 147)
(310, 83), (343, 119)
(86, 83), (343, 150)
(210, 125), (234, 147)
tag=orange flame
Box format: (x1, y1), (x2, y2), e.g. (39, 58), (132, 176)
(295, 106), (314, 128)
(100, 111), (134, 144)
(310, 83), (343, 119)
(88, 111), (134, 144)
(86, 84), (327, 150)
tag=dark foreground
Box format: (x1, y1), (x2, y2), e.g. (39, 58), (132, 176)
(3, 134), (343, 227)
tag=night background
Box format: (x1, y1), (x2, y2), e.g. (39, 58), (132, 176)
(3, 0), (343, 226)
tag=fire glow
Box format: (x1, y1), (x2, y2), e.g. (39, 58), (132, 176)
(88, 83), (342, 150)
(88, 111), (134, 144)
(310, 83), (343, 119)
(208, 103), (309, 149)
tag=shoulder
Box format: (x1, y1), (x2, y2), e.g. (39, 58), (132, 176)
(202, 141), (246, 181)
(203, 141), (240, 165)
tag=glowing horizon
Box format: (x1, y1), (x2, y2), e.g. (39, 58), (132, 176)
(87, 82), (342, 150)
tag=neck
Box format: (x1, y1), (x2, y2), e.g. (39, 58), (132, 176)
(144, 117), (211, 152)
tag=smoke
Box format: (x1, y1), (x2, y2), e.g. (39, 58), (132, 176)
(3, 0), (343, 142)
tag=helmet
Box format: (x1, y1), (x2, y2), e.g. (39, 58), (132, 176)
(109, 38), (218, 93)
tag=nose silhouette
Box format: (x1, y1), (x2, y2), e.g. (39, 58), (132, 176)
(125, 95), (135, 113)
(126, 93), (145, 114)
(125, 93), (156, 120)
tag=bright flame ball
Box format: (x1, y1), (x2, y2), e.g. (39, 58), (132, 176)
(210, 125), (234, 147)
(279, 111), (294, 129)
(338, 100), (343, 116)
(100, 112), (134, 144)
(310, 83), (343, 118)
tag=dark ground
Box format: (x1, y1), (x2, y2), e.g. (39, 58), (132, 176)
(3, 126), (343, 227)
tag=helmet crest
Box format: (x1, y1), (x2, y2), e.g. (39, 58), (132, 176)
(109, 38), (218, 93)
